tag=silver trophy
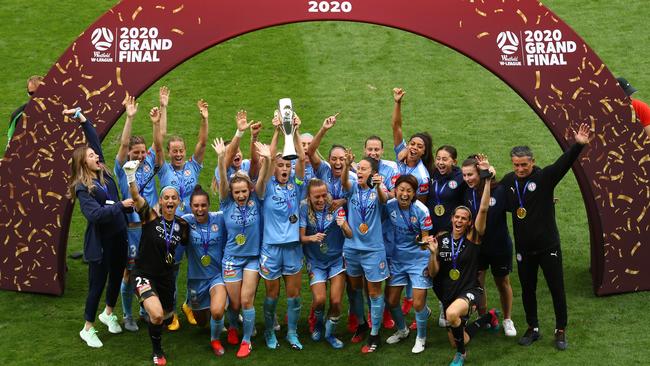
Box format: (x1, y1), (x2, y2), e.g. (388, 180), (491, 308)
(278, 98), (298, 160)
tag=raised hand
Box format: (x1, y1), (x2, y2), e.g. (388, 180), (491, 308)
(322, 113), (339, 130)
(476, 153), (490, 170)
(426, 235), (438, 254)
(123, 160), (140, 184)
(393, 87), (406, 103)
(236, 110), (251, 131)
(250, 121), (262, 137)
(255, 141), (271, 159)
(159, 86), (170, 108)
(197, 99), (209, 119)
(344, 148), (355, 167)
(573, 123), (592, 145)
(212, 137), (226, 157)
(149, 107), (160, 124)
(293, 112), (302, 128)
(272, 110), (281, 128)
(122, 95), (138, 117)
(335, 214), (346, 227)
(371, 173), (382, 187)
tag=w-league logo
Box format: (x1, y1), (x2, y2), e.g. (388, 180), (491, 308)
(496, 31), (519, 55)
(91, 27), (114, 51)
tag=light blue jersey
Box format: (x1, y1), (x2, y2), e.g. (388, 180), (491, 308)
(158, 156), (202, 216)
(114, 147), (158, 223)
(182, 212), (226, 280)
(384, 199), (432, 263)
(221, 195), (262, 257)
(299, 202), (345, 263)
(314, 161), (354, 200)
(262, 176), (304, 245)
(214, 159), (251, 186)
(378, 159), (398, 191)
(394, 141), (430, 196)
(343, 182), (384, 251)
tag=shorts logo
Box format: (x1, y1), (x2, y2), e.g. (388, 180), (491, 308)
(224, 269), (236, 278)
(309, 271), (315, 279)
(211, 224), (218, 232)
(516, 253), (522, 262)
(260, 265), (270, 275)
(489, 197), (497, 207)
(527, 182), (537, 192)
(441, 237), (450, 248)
(184, 169), (191, 177)
(419, 183), (429, 193)
(448, 180), (458, 189)
(379, 261), (386, 270)
(91, 27), (114, 51)
(466, 292), (475, 301)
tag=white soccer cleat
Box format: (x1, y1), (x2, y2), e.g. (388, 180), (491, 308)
(503, 318), (517, 337)
(386, 327), (410, 344)
(411, 337), (426, 354)
(79, 326), (103, 348)
(99, 310), (123, 334)
(438, 302), (447, 328)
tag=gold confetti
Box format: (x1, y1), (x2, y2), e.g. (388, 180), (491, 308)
(475, 8), (487, 17)
(589, 80), (600, 88)
(610, 172), (624, 181)
(171, 28), (184, 35)
(631, 242), (641, 256)
(550, 84), (563, 99)
(62, 78), (72, 86)
(594, 63), (605, 76)
(15, 246), (28, 256)
(535, 71), (540, 90)
(637, 205), (647, 223)
(534, 96), (542, 110)
(132, 6), (142, 20)
(55, 63), (66, 74)
(16, 202), (27, 216)
(173, 4), (184, 13)
(571, 87), (584, 100)
(625, 269), (640, 275)
(610, 275), (618, 284)
(28, 229), (37, 242)
(46, 192), (62, 200)
(198, 17), (201, 25)
(116, 67), (122, 86)
(569, 76), (580, 82)
(617, 194), (633, 204)
(638, 155), (650, 165)
(42, 229), (52, 237)
(600, 99), (614, 113)
(118, 12), (123, 22)
(494, 9), (503, 13)
(81, 74), (93, 79)
(476, 32), (489, 39)
(516, 9), (527, 24)
(156, 5), (165, 9)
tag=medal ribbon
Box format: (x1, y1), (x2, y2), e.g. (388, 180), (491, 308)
(237, 202), (249, 236)
(514, 180), (531, 209)
(434, 179), (449, 206)
(397, 205), (416, 233)
(450, 236), (463, 270)
(95, 180), (114, 201)
(198, 217), (212, 258)
(357, 187), (372, 223)
(399, 162), (417, 177)
(316, 206), (328, 233)
(162, 217), (177, 257)
(279, 182), (295, 217)
(471, 189), (477, 213)
(135, 164), (151, 192)
(174, 165), (187, 204)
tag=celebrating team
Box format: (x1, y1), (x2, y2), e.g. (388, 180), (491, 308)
(68, 86), (592, 366)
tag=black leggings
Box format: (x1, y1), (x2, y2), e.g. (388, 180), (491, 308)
(516, 246), (567, 330)
(84, 233), (127, 322)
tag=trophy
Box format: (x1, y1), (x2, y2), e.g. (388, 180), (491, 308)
(278, 98), (298, 160)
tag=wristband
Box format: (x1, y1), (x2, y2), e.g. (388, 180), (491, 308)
(73, 107), (82, 119)
(235, 129), (245, 138)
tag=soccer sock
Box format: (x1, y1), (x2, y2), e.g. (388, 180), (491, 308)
(210, 316), (224, 341)
(120, 280), (133, 318)
(451, 324), (466, 354)
(148, 322), (163, 354)
(415, 308), (429, 339)
(314, 308), (325, 330)
(405, 282), (413, 300)
(227, 307), (239, 330)
(466, 312), (493, 338)
(242, 308), (255, 342)
(390, 305), (406, 331)
(325, 316), (340, 338)
(287, 297), (301, 334)
(369, 295), (384, 336)
(351, 289), (366, 324)
(263, 297), (278, 332)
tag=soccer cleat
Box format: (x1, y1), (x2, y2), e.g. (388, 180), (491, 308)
(554, 329), (568, 351)
(351, 322), (369, 343)
(311, 324), (323, 342)
(182, 303), (197, 325)
(325, 335), (344, 349)
(401, 297), (414, 315)
(438, 309), (447, 328)
(79, 326), (103, 348)
(264, 330), (280, 349)
(411, 337), (426, 354)
(274, 314), (281, 331)
(360, 334), (380, 354)
(503, 319), (517, 337)
(98, 310), (123, 334)
(487, 308), (500, 332)
(308, 308), (316, 333)
(382, 308), (395, 329)
(518, 327), (541, 346)
(167, 313), (180, 331)
(449, 352), (466, 366)
(409, 320), (417, 330)
(211, 340), (225, 356)
(123, 316), (139, 332)
(347, 313), (359, 333)
(227, 327), (239, 345)
(237, 341), (252, 358)
(286, 332), (303, 350)
(386, 327), (409, 344)
(152, 352), (167, 366)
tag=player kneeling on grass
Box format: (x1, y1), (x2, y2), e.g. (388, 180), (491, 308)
(427, 155), (493, 366)
(125, 160), (189, 366)
(300, 179), (352, 349)
(181, 185), (228, 357)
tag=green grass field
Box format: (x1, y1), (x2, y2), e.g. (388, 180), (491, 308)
(1, 1), (649, 365)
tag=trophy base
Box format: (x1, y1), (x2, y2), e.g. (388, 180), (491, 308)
(282, 154), (298, 160)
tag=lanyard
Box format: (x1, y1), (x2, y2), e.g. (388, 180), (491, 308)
(198, 217), (212, 257)
(514, 180), (531, 208)
(162, 217), (176, 254)
(237, 201), (249, 234)
(357, 187), (372, 223)
(135, 164), (150, 191)
(316, 206), (328, 233)
(173, 165), (187, 199)
(330, 175), (343, 199)
(95, 180), (113, 201)
(397, 205), (416, 233)
(433, 179), (448, 205)
(451, 236), (464, 270)
(400, 162), (417, 176)
(471, 189), (477, 213)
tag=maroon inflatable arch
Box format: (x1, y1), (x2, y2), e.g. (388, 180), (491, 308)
(0, 0), (647, 296)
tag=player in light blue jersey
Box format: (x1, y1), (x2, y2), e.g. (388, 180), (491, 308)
(213, 137), (272, 358)
(157, 98), (209, 330)
(383, 175), (434, 354)
(299, 179), (353, 349)
(341, 154), (389, 353)
(391, 88), (433, 203)
(113, 94), (166, 332)
(258, 110), (306, 350)
(181, 185), (227, 358)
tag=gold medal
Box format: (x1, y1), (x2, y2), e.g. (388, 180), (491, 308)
(235, 233), (246, 245)
(434, 204), (445, 217)
(180, 201), (185, 212)
(358, 223), (369, 234)
(516, 207), (527, 219)
(165, 252), (174, 265)
(200, 255), (211, 267)
(449, 268), (460, 281)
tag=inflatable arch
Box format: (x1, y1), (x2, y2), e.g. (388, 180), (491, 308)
(1, 0), (647, 296)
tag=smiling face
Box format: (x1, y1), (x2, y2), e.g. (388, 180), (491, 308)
(85, 148), (101, 172)
(159, 188), (180, 218)
(168, 140), (186, 169)
(232, 147), (244, 169)
(309, 184), (328, 211)
(435, 149), (456, 175)
(364, 139), (384, 161)
(396, 181), (416, 209)
(231, 180), (250, 206)
(356, 159), (373, 186)
(461, 165), (480, 188)
(407, 137), (425, 164)
(191, 194), (209, 223)
(511, 156), (535, 179)
(301, 135), (313, 163)
(451, 207), (472, 238)
(328, 147), (346, 178)
(274, 157), (292, 184)
(129, 143), (147, 163)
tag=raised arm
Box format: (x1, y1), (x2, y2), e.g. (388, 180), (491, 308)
(116, 96), (138, 166)
(193, 99), (209, 164)
(473, 155), (493, 238)
(308, 114), (337, 170)
(341, 148), (353, 192)
(224, 110), (252, 169)
(293, 113), (305, 180)
(150, 107), (164, 168)
(270, 111), (281, 158)
(248, 121), (262, 179)
(63, 108), (104, 163)
(373, 172), (387, 204)
(542, 123), (591, 187)
(391, 88), (406, 148)
(255, 141), (273, 198)
(426, 235), (440, 278)
(123, 160), (156, 222)
(159, 86), (169, 138)
(212, 138), (230, 199)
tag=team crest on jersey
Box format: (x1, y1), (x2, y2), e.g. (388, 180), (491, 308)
(466, 292), (475, 301)
(441, 237), (450, 248)
(369, 192), (376, 201)
(174, 223), (180, 231)
(287, 183), (294, 190)
(410, 216), (418, 224)
(211, 224), (218, 232)
(390, 211), (398, 219)
(144, 165), (151, 173)
(489, 197), (497, 207)
(448, 180), (458, 189)
(248, 200), (255, 207)
(527, 182), (537, 192)
(516, 253), (522, 262)
(326, 214), (333, 222)
(184, 169), (191, 177)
